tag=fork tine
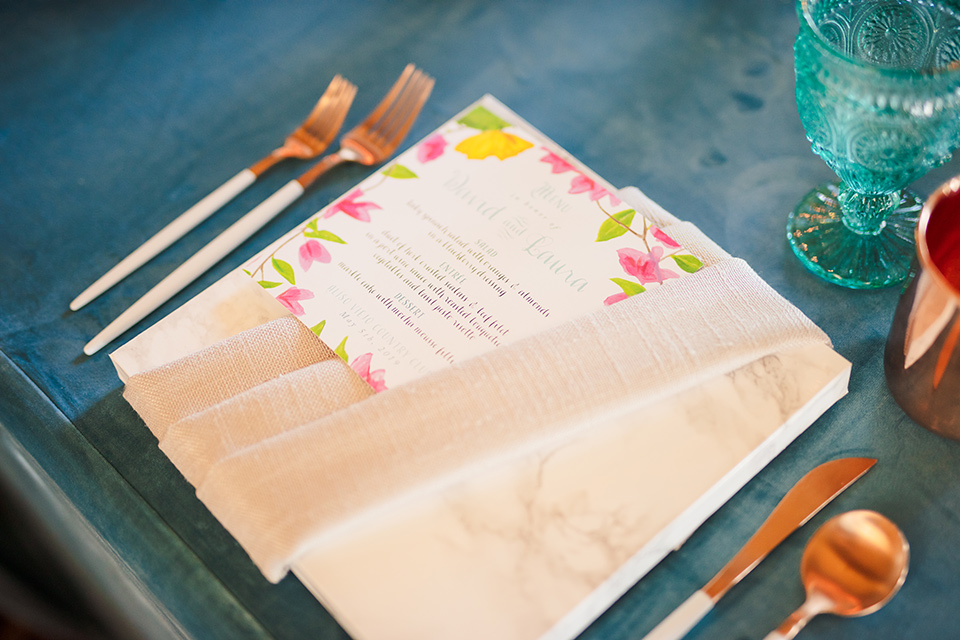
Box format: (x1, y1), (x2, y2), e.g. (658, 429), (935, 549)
(305, 75), (346, 121)
(369, 69), (425, 130)
(361, 73), (423, 146)
(370, 70), (434, 150)
(323, 78), (358, 142)
(353, 63), (417, 133)
(303, 75), (357, 143)
(368, 68), (425, 137)
(386, 75), (434, 148)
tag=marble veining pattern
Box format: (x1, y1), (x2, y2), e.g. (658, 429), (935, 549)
(293, 346), (849, 640)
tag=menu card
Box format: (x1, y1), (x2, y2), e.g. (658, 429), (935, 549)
(114, 97), (851, 640)
(240, 96), (703, 390)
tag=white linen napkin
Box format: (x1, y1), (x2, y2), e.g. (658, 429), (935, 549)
(122, 187), (831, 582)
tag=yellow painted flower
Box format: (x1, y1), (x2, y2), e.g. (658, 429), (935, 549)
(455, 129), (533, 160)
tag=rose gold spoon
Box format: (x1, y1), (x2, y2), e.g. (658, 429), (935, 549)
(764, 510), (909, 640)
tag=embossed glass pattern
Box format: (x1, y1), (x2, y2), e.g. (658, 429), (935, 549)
(789, 0), (960, 288)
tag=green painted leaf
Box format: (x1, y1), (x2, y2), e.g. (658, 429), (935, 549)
(272, 257), (296, 285)
(257, 280), (282, 289)
(595, 209), (636, 242)
(334, 336), (349, 362)
(304, 229), (346, 243)
(242, 268), (252, 276)
(310, 320), (326, 336)
(610, 277), (646, 296)
(382, 164), (418, 179)
(457, 106), (510, 131)
(318, 230), (346, 243)
(671, 254), (704, 273)
(306, 219), (318, 232)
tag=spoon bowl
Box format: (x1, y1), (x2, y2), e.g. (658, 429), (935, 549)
(764, 510), (909, 640)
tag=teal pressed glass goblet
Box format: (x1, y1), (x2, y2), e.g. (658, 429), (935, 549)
(790, 0), (960, 288)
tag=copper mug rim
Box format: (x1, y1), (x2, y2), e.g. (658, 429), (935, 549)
(916, 177), (960, 302)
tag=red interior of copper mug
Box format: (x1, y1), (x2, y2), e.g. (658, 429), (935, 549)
(921, 182), (960, 298)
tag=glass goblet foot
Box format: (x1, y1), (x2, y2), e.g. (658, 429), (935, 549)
(787, 182), (921, 289)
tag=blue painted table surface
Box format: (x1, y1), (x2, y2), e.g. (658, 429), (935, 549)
(1, 1), (958, 638)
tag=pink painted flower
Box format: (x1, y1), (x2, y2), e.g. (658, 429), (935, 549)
(617, 246), (680, 284)
(417, 134), (447, 163)
(651, 226), (681, 248)
(603, 292), (629, 306)
(323, 188), (381, 222)
(276, 287), (314, 315)
(569, 174), (598, 196)
(568, 174), (621, 206)
(298, 239), (331, 271)
(350, 352), (387, 392)
(540, 149), (575, 174)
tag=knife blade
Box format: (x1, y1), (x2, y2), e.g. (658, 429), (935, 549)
(641, 457), (876, 640)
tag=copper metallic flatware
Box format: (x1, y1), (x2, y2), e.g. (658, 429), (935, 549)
(70, 75), (357, 311)
(641, 457), (877, 640)
(83, 64), (433, 356)
(763, 510), (908, 640)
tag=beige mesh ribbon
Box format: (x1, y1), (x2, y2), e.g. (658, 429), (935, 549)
(159, 359), (375, 486)
(122, 188), (831, 582)
(123, 316), (340, 440)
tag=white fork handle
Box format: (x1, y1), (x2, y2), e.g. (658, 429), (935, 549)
(83, 179), (305, 356)
(641, 590), (714, 640)
(70, 168), (257, 311)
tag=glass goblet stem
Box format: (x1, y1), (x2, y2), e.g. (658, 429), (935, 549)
(787, 181), (921, 289)
(837, 187), (901, 235)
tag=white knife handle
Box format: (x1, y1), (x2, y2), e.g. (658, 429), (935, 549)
(642, 590), (714, 640)
(83, 179), (305, 355)
(70, 168), (257, 310)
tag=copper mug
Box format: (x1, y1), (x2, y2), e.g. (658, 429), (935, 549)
(885, 177), (960, 439)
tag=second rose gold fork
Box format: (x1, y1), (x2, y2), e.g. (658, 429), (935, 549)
(292, 63), (435, 189)
(70, 75), (358, 311)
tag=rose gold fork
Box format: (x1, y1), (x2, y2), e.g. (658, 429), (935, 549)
(70, 75), (357, 311)
(84, 65), (434, 356)
(292, 63), (435, 189)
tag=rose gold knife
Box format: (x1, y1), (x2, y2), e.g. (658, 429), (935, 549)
(641, 457), (877, 640)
